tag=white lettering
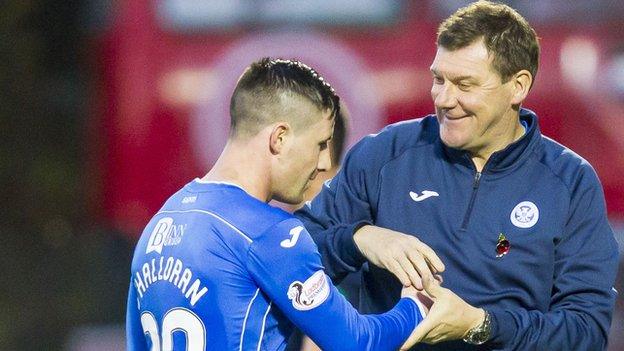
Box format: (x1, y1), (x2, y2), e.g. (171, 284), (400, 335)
(165, 224), (186, 246)
(157, 256), (164, 280)
(185, 279), (208, 306)
(182, 196), (197, 204)
(151, 259), (157, 283)
(142, 262), (152, 286)
(163, 257), (174, 280)
(134, 271), (146, 298)
(134, 256), (207, 306)
(170, 259), (183, 286)
(178, 268), (192, 293)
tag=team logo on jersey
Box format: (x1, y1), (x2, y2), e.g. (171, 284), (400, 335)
(146, 217), (187, 254)
(409, 190), (439, 202)
(323, 178), (333, 189)
(510, 201), (539, 228)
(281, 226), (303, 248)
(287, 270), (330, 311)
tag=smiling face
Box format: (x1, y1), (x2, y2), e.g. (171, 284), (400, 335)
(430, 39), (521, 158)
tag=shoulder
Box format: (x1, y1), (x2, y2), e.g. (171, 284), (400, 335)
(346, 115), (439, 168)
(214, 197), (294, 242)
(246, 216), (323, 271)
(162, 183), (294, 243)
(535, 135), (602, 195)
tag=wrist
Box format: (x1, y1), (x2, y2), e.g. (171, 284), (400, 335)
(402, 295), (428, 318)
(462, 309), (491, 345)
(353, 224), (371, 244)
(468, 308), (486, 332)
(346, 222), (370, 266)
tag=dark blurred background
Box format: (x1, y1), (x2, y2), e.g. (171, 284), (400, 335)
(1, 1), (622, 350)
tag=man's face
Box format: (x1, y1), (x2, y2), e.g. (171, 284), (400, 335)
(274, 109), (334, 204)
(430, 39), (517, 154)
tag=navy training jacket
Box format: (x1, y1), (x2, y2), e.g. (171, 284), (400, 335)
(296, 108), (619, 350)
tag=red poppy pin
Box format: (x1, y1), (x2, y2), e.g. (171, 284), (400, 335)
(496, 233), (510, 257)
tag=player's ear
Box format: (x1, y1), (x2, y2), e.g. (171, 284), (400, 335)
(269, 122), (290, 155)
(510, 69), (532, 106)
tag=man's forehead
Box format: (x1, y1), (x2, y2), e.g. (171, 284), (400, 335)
(316, 110), (334, 139)
(325, 112), (335, 132)
(430, 42), (494, 77)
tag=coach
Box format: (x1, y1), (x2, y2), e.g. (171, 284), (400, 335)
(296, 1), (619, 350)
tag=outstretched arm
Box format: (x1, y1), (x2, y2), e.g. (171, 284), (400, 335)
(246, 218), (428, 351)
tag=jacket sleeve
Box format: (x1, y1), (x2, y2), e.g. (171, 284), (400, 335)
(295, 138), (378, 283)
(246, 218), (425, 351)
(488, 167), (619, 350)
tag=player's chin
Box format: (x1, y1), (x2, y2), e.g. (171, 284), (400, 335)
(280, 192), (305, 205)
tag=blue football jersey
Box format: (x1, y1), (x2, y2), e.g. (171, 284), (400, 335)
(126, 180), (424, 350)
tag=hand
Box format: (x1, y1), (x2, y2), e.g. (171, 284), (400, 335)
(399, 285), (435, 350)
(401, 276), (485, 348)
(401, 285), (435, 313)
(353, 225), (445, 289)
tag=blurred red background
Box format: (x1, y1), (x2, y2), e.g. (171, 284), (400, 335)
(92, 1), (624, 236)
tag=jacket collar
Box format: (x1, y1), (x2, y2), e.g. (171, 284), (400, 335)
(440, 108), (541, 173)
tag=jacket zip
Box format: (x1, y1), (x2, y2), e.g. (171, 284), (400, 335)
(460, 171), (481, 230)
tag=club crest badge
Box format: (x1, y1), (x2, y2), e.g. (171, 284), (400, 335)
(287, 270), (330, 311)
(510, 201), (539, 228)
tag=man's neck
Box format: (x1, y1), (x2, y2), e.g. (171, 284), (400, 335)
(471, 118), (526, 172)
(201, 140), (271, 202)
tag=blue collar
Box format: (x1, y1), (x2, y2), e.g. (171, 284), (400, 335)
(440, 108), (541, 174)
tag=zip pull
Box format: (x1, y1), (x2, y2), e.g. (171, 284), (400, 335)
(473, 172), (482, 189)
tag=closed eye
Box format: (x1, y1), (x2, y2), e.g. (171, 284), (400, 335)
(457, 82), (471, 91)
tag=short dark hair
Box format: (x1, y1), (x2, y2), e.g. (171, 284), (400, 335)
(331, 104), (348, 166)
(229, 57), (339, 138)
(437, 1), (539, 84)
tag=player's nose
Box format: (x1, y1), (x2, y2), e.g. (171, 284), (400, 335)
(317, 148), (332, 172)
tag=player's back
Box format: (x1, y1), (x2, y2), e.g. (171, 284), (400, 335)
(126, 179), (292, 350)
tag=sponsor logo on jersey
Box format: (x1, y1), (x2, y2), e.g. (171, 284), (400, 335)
(280, 226), (303, 248)
(510, 201), (539, 228)
(287, 270), (330, 311)
(146, 217), (187, 254)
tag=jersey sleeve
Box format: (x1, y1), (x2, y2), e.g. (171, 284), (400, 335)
(126, 282), (148, 351)
(245, 217), (425, 351)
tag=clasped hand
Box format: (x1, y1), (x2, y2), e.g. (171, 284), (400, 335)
(400, 276), (485, 349)
(353, 225), (484, 348)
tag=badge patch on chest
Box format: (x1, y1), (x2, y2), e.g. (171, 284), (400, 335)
(510, 201), (539, 228)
